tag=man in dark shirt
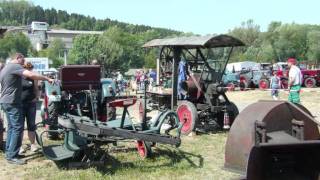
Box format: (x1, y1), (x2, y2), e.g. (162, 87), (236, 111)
(0, 53), (54, 165)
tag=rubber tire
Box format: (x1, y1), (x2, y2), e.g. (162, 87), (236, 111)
(281, 78), (288, 89)
(239, 80), (248, 91)
(47, 102), (59, 140)
(259, 79), (269, 90)
(176, 101), (198, 135)
(304, 77), (316, 88)
(217, 101), (239, 130)
(226, 83), (235, 91)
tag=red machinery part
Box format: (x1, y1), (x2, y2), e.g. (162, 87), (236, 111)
(176, 101), (197, 135)
(304, 77), (316, 88)
(109, 98), (137, 108)
(136, 140), (151, 158)
(258, 79), (269, 90)
(239, 76), (248, 91)
(226, 83), (235, 91)
(224, 100), (320, 173)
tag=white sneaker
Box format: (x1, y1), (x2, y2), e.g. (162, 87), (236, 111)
(272, 96), (278, 100)
(30, 144), (40, 152)
(19, 144), (30, 155)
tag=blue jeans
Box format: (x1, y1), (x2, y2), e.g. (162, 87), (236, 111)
(21, 102), (37, 131)
(1, 103), (23, 159)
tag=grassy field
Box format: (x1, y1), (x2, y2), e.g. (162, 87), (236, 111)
(0, 133), (240, 180)
(1, 89), (320, 180)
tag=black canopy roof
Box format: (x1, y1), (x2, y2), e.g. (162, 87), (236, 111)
(143, 34), (245, 49)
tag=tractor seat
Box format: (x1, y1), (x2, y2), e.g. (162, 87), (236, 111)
(109, 98), (137, 108)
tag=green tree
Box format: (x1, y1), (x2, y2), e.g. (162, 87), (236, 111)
(307, 31), (320, 65)
(92, 34), (124, 72)
(0, 32), (31, 59)
(228, 19), (262, 61)
(47, 39), (65, 67)
(68, 34), (100, 64)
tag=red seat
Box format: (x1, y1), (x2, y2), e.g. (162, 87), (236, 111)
(109, 98), (137, 108)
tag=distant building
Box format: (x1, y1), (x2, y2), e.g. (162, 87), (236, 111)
(46, 29), (103, 49)
(31, 21), (49, 31)
(0, 21), (103, 51)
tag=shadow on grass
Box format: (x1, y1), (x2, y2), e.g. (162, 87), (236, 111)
(51, 145), (203, 176)
(95, 147), (203, 175)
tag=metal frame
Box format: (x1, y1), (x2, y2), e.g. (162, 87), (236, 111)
(144, 35), (244, 109)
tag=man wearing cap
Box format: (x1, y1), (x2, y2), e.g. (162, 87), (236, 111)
(287, 58), (302, 104)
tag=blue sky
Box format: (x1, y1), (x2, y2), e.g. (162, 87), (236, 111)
(31, 0), (319, 34)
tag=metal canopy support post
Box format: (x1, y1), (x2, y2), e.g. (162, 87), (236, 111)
(171, 47), (181, 110)
(64, 49), (68, 65)
(156, 58), (160, 85)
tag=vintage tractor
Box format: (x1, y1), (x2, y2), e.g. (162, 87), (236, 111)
(141, 35), (245, 134)
(225, 100), (320, 179)
(258, 62), (289, 90)
(222, 71), (240, 91)
(301, 69), (320, 88)
(37, 65), (183, 163)
(41, 76), (117, 138)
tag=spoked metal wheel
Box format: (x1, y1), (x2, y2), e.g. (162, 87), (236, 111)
(159, 46), (174, 77)
(176, 101), (198, 135)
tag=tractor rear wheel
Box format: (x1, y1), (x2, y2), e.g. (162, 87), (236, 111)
(281, 78), (288, 89)
(304, 77), (316, 88)
(239, 80), (248, 91)
(177, 101), (198, 135)
(259, 79), (269, 90)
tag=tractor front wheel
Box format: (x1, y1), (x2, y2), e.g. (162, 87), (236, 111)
(239, 80), (248, 91)
(304, 77), (316, 88)
(176, 101), (198, 135)
(259, 79), (269, 90)
(136, 141), (151, 159)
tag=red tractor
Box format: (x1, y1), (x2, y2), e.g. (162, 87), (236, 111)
(301, 69), (320, 88)
(258, 62), (289, 90)
(259, 62), (320, 89)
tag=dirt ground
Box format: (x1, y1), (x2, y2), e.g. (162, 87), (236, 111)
(0, 88), (320, 180)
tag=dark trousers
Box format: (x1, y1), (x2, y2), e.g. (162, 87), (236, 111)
(21, 102), (37, 132)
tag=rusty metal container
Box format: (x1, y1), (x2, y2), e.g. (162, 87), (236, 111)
(225, 100), (320, 179)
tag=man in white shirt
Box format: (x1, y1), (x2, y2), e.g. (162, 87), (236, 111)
(287, 58), (302, 103)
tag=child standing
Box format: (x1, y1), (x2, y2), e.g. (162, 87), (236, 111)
(270, 71), (281, 100)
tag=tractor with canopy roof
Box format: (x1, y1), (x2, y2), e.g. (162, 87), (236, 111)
(142, 35), (245, 134)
